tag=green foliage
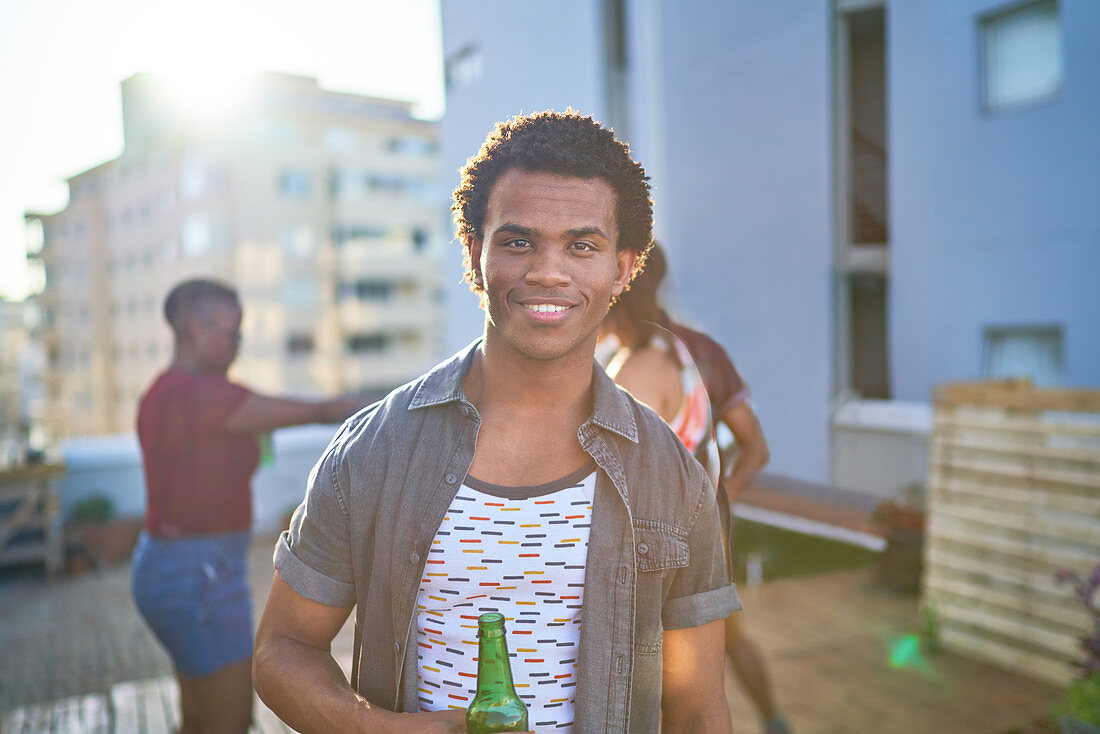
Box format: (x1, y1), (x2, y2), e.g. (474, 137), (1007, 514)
(69, 493), (115, 524)
(1053, 674), (1100, 727)
(1052, 561), (1100, 729)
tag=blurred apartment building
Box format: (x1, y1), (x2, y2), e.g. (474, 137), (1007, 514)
(439, 0), (1100, 499)
(0, 297), (45, 464)
(26, 72), (445, 439)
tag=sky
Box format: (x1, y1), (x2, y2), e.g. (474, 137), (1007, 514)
(0, 0), (445, 300)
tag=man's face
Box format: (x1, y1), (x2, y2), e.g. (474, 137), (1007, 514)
(468, 169), (636, 363)
(190, 301), (242, 374)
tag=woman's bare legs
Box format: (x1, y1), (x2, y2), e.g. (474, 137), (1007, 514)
(726, 612), (789, 731)
(174, 658), (253, 734)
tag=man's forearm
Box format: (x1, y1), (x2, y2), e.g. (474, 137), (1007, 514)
(253, 636), (398, 733)
(723, 443), (768, 501)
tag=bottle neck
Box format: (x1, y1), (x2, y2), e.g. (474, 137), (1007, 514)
(475, 629), (516, 693)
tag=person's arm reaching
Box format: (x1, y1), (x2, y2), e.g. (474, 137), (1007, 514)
(223, 393), (368, 434)
(253, 572), (466, 733)
(660, 619), (733, 732)
(719, 401), (769, 502)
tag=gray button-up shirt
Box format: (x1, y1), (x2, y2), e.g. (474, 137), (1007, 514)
(275, 341), (740, 733)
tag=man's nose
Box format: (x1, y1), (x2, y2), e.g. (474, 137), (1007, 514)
(525, 249), (571, 288)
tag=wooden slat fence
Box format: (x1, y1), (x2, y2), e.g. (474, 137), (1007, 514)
(922, 379), (1100, 687)
(0, 464), (65, 576)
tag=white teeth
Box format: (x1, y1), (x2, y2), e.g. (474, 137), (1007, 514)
(527, 304), (567, 313)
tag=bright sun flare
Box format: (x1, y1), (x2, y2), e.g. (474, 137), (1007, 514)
(155, 67), (258, 127)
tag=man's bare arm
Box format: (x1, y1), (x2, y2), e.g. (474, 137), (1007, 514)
(719, 402), (769, 502)
(661, 619), (732, 732)
(223, 393), (367, 434)
(253, 572), (465, 733)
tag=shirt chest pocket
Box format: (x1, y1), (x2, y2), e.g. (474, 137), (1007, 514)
(633, 523), (690, 654)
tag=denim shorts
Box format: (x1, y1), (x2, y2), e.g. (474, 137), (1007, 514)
(131, 531), (253, 678)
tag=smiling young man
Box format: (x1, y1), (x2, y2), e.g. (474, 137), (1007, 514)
(253, 111), (739, 733)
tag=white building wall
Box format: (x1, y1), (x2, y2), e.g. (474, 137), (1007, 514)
(438, 1), (609, 353)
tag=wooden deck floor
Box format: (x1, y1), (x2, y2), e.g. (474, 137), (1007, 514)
(2, 567), (1061, 734)
(724, 568), (1061, 734)
(0, 677), (294, 734)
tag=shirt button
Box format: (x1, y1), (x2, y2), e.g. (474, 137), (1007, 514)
(637, 542), (650, 555)
(410, 552), (420, 565)
(445, 472), (458, 484)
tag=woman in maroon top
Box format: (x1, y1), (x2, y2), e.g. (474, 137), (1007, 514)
(132, 279), (363, 734)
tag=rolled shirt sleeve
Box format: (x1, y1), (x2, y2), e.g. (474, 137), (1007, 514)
(273, 438), (358, 608)
(662, 474), (742, 630)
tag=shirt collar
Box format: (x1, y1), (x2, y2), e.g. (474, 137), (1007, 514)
(409, 338), (638, 443)
(408, 338), (481, 410)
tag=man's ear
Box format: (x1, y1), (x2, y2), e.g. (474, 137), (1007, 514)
(611, 247), (638, 298)
(465, 235), (485, 288)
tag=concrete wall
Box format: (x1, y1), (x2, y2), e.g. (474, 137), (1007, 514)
(889, 0), (1100, 398)
(659, 1), (834, 483)
(438, 1), (608, 354)
(831, 399), (931, 502)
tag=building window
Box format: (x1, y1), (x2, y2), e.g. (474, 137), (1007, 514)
(332, 224), (387, 247)
(346, 333), (390, 353)
(324, 127), (357, 152)
(982, 324), (1064, 386)
(281, 276), (318, 309)
(180, 160), (207, 200)
(287, 333), (315, 355)
(281, 225), (316, 259)
(181, 215), (213, 257)
(386, 136), (436, 155)
(981, 0), (1063, 112)
(340, 279), (394, 302)
(365, 174), (406, 194)
(279, 170), (312, 199)
(445, 44), (483, 91)
(328, 169), (343, 199)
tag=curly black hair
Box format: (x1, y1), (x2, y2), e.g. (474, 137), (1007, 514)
(163, 278), (239, 335)
(452, 109), (653, 296)
(605, 241), (670, 350)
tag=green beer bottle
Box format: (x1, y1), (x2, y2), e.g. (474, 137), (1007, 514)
(466, 612), (528, 733)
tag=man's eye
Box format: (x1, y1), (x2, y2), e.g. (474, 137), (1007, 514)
(572, 241), (596, 252)
(504, 239), (530, 248)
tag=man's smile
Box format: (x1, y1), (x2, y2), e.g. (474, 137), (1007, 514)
(516, 296), (578, 323)
(525, 304), (568, 313)
(520, 301), (575, 322)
